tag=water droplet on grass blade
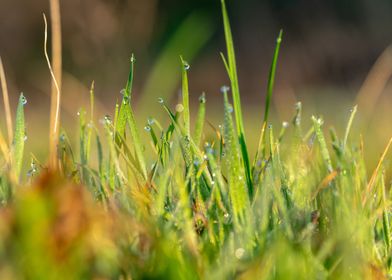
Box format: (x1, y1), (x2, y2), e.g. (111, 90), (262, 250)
(183, 62), (190, 71)
(120, 88), (126, 95)
(199, 94), (206, 103)
(103, 115), (112, 125)
(60, 133), (65, 142)
(157, 97), (164, 104)
(123, 95), (129, 105)
(176, 104), (184, 112)
(147, 117), (155, 125)
(220, 85), (230, 94)
(282, 121), (289, 128)
(20, 93), (27, 105)
(144, 126), (151, 132)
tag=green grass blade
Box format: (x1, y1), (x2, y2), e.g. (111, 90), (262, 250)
(194, 93), (206, 146)
(127, 109), (148, 181)
(264, 30), (282, 125)
(180, 56), (191, 137)
(12, 93), (26, 180)
(116, 54), (135, 139)
(221, 0), (252, 197)
(312, 116), (333, 173)
(222, 88), (249, 227)
(255, 30), (283, 161)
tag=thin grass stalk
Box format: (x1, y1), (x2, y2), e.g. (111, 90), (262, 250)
(43, 13), (61, 169)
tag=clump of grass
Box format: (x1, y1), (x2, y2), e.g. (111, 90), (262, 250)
(0, 1), (391, 279)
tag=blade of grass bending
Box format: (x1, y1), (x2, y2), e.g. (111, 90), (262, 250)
(194, 93), (206, 146)
(12, 94), (26, 180)
(0, 57), (13, 145)
(221, 0), (252, 197)
(255, 30), (283, 161)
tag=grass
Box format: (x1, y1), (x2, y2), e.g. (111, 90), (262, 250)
(0, 0), (391, 279)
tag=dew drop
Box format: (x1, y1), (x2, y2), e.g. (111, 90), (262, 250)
(123, 96), (129, 105)
(268, 124), (272, 129)
(183, 62), (190, 71)
(144, 125), (151, 132)
(130, 54), (136, 63)
(104, 115), (112, 124)
(282, 121), (289, 128)
(120, 88), (126, 95)
(147, 117), (155, 126)
(27, 162), (37, 177)
(193, 159), (200, 166)
(228, 104), (234, 113)
(176, 104), (184, 112)
(20, 94), (27, 105)
(220, 85), (230, 94)
(59, 133), (65, 142)
(199, 94), (206, 103)
(157, 97), (164, 104)
(23, 135), (27, 141)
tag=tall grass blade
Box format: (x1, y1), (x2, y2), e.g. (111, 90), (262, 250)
(221, 0), (252, 197)
(255, 30), (283, 161)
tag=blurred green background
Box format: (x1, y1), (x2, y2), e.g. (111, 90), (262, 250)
(0, 0), (392, 165)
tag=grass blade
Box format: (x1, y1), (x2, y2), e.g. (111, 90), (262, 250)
(222, 88), (249, 227)
(221, 0), (252, 197)
(194, 93), (206, 146)
(180, 56), (191, 137)
(12, 93), (27, 180)
(312, 116), (333, 173)
(116, 54), (135, 139)
(343, 105), (357, 154)
(255, 30), (283, 161)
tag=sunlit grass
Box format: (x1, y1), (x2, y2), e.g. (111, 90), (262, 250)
(0, 0), (391, 279)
